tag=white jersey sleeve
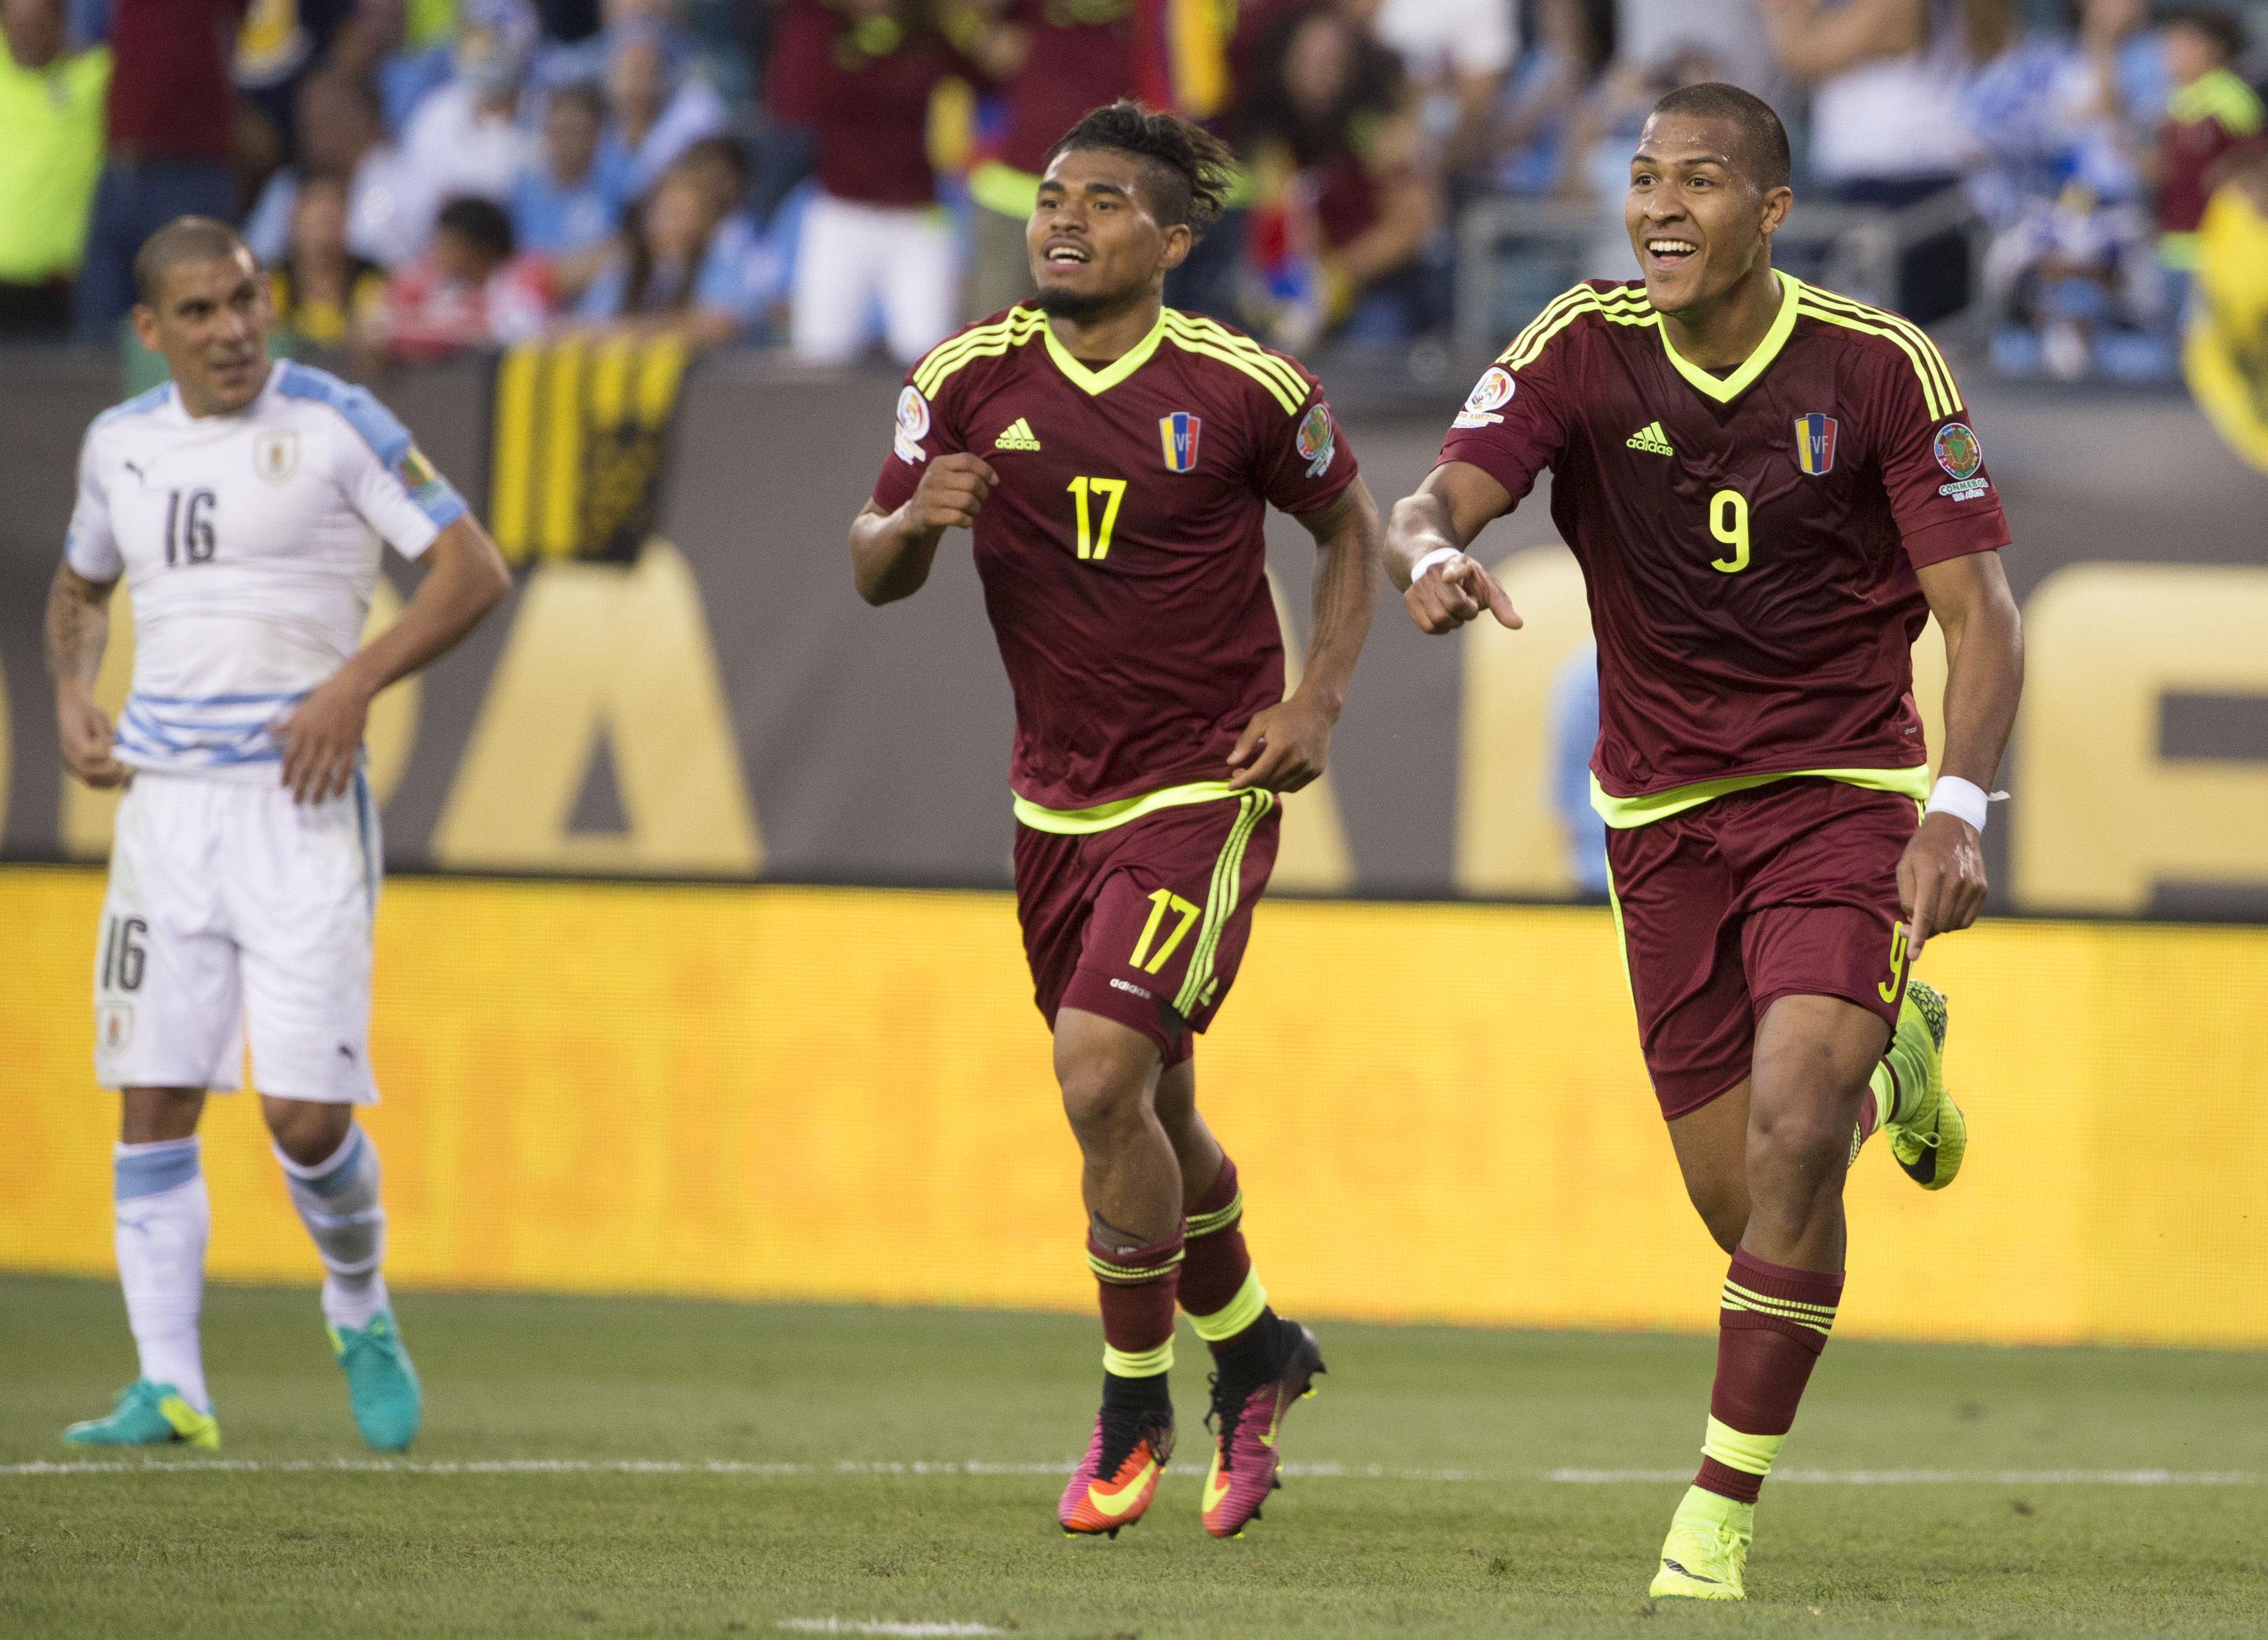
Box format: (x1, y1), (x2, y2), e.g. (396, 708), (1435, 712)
(64, 397), (145, 583)
(276, 370), (468, 557)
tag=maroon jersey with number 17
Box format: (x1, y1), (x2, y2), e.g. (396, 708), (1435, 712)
(871, 302), (1360, 813)
(1437, 276), (2010, 812)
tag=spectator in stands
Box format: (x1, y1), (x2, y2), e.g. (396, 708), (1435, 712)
(2151, 5), (2264, 321)
(1487, 0), (1614, 197)
(243, 70), (424, 271)
(1761, 0), (2019, 321)
(1964, 1), (2168, 379)
(1241, 4), (1437, 348)
(0, 0), (110, 334)
(512, 77), (627, 280)
(369, 193), (556, 358)
(1339, 0), (1516, 178)
(960, 0), (1136, 323)
(72, 0), (246, 342)
(232, 0), (358, 176)
(266, 172), (389, 349)
(398, 0), (542, 245)
(574, 157), (759, 345)
(675, 132), (785, 329)
(777, 0), (979, 366)
(331, 0), (455, 138)
(597, 17), (729, 196)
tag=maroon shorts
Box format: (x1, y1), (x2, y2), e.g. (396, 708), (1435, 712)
(1013, 791), (1281, 1064)
(1605, 778), (1918, 1120)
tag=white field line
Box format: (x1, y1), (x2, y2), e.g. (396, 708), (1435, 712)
(1, 1457), (2257, 1485)
(778, 1624), (1004, 1637)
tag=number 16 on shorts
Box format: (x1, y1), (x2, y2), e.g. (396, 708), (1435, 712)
(96, 913), (148, 1054)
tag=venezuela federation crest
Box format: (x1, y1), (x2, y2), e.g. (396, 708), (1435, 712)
(1159, 411), (1202, 473)
(1793, 413), (1837, 476)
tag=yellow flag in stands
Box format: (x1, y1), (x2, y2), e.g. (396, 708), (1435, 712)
(2185, 174), (2268, 477)
(488, 334), (691, 564)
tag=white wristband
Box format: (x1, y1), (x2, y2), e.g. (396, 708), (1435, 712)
(1924, 776), (1992, 833)
(1408, 546), (1462, 588)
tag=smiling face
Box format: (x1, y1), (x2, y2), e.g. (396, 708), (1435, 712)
(132, 248), (273, 417)
(1624, 111), (1789, 317)
(1028, 146), (1191, 323)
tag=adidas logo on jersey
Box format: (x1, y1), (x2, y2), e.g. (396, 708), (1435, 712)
(994, 418), (1043, 451)
(1626, 421), (1674, 456)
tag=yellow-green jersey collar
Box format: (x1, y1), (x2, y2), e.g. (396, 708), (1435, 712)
(1043, 306), (1168, 395)
(1655, 272), (1802, 405)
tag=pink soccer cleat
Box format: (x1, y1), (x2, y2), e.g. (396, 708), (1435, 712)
(1201, 1319), (1325, 1538)
(1057, 1406), (1174, 1537)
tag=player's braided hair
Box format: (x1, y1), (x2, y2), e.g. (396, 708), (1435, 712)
(1045, 101), (1238, 237)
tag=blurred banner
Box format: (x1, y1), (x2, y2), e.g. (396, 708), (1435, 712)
(3, 867), (2263, 1347)
(2, 352), (2265, 913)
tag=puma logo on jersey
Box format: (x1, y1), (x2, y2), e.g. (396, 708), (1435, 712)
(1626, 421), (1675, 456)
(994, 418), (1043, 451)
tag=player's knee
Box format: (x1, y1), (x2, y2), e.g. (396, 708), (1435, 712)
(1747, 1101), (1848, 1172)
(1056, 1048), (1154, 1139)
(263, 1097), (353, 1168)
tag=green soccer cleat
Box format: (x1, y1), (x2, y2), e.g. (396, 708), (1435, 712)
(63, 1379), (220, 1451)
(1886, 979), (1966, 1190)
(1647, 1485), (1751, 1601)
(331, 1311), (422, 1451)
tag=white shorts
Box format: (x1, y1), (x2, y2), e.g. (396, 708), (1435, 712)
(789, 190), (960, 368)
(94, 771), (382, 1103)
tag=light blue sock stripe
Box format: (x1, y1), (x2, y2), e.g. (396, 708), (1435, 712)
(298, 1127), (368, 1198)
(114, 1139), (200, 1200)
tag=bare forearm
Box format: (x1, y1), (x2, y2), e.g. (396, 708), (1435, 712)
(850, 504), (944, 605)
(1295, 498), (1382, 719)
(1935, 598), (2023, 792)
(337, 523), (510, 697)
(44, 566), (112, 696)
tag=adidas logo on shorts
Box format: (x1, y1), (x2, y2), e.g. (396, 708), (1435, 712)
(994, 418), (1043, 452)
(1626, 421), (1674, 456)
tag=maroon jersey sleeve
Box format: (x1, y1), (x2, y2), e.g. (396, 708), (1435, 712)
(1433, 331), (1575, 503)
(1869, 353), (2010, 569)
(869, 366), (968, 514)
(1257, 375), (1361, 516)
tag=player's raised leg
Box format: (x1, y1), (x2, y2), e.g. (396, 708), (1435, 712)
(1161, 1074), (1325, 1539)
(1652, 996), (1884, 1600)
(66, 1087), (221, 1450)
(1055, 1007), (1181, 1537)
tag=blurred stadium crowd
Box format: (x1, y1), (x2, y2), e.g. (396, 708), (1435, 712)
(1, 0), (2263, 377)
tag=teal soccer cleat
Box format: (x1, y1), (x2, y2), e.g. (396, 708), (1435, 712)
(64, 1378), (220, 1450)
(331, 1311), (422, 1451)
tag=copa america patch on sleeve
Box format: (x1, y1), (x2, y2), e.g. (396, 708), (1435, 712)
(1296, 402), (1337, 477)
(894, 386), (931, 466)
(1453, 366), (1515, 429)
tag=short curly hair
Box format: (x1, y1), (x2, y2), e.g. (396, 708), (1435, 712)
(1043, 101), (1239, 236)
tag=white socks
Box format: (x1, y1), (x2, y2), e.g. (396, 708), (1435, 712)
(275, 1124), (391, 1331)
(113, 1137), (211, 1413)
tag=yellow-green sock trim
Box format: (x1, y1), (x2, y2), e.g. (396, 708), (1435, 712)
(1867, 1062), (1896, 1135)
(1103, 1339), (1175, 1377)
(1188, 1268), (1268, 1343)
(1702, 1416), (1786, 1478)
(1186, 1190), (1243, 1239)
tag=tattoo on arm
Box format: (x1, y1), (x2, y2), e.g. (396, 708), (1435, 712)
(45, 568), (112, 688)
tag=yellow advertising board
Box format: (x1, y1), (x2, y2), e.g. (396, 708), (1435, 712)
(3, 867), (2263, 1347)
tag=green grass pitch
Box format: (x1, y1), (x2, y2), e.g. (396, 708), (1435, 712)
(2, 1275), (2262, 1638)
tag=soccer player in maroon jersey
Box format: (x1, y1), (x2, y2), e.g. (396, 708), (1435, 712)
(847, 102), (1382, 1541)
(1385, 84), (2025, 1599)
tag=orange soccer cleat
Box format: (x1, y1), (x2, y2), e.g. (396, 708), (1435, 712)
(1058, 1406), (1175, 1537)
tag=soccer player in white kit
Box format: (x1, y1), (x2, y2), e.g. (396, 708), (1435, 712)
(45, 219), (511, 1453)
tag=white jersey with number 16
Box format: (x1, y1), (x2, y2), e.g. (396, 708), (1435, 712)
(64, 360), (468, 781)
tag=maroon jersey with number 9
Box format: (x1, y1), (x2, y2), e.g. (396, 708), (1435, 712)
(872, 302), (1360, 814)
(1437, 276), (2010, 810)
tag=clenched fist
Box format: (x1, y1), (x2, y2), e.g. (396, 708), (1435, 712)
(907, 452), (1000, 536)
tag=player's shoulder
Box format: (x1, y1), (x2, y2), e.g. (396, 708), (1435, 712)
(906, 302), (1051, 402)
(1787, 278), (1967, 420)
(84, 382), (177, 454)
(1494, 279), (1655, 372)
(1155, 306), (1318, 417)
(268, 360), (416, 462)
